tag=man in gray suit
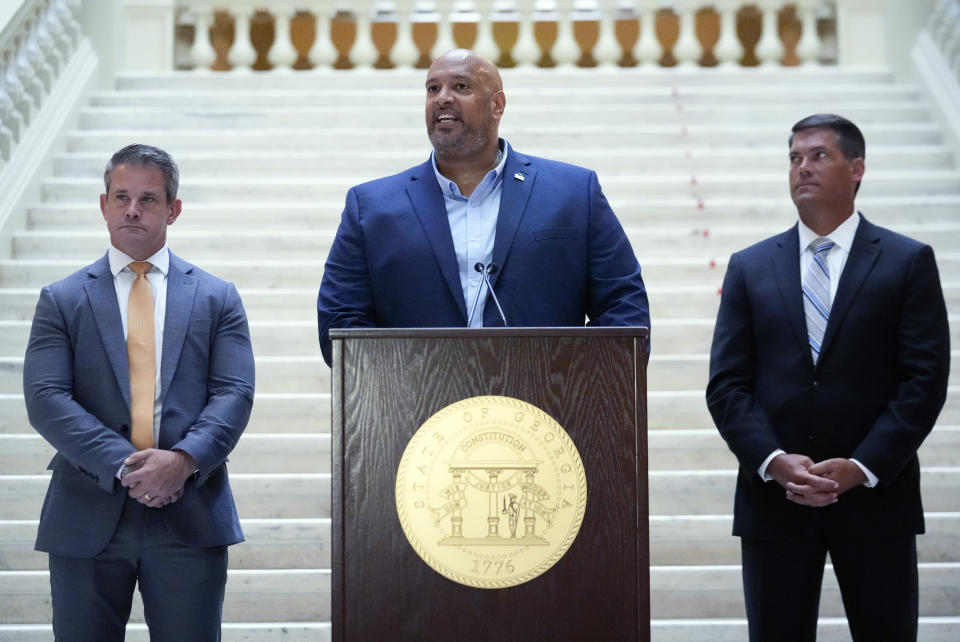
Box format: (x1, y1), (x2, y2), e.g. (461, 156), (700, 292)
(23, 144), (255, 641)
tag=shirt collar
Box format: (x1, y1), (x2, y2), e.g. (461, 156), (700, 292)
(431, 138), (509, 200)
(108, 244), (170, 277)
(798, 210), (860, 253)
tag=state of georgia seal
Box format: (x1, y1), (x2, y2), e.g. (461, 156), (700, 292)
(395, 395), (587, 589)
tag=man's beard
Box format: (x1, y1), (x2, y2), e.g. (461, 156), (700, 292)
(428, 122), (489, 160)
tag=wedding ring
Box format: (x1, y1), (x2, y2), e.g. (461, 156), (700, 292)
(144, 494), (152, 501)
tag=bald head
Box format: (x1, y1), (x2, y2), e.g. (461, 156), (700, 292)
(425, 49), (506, 166)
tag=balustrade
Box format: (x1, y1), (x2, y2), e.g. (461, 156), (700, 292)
(929, 0), (960, 80)
(173, 1), (835, 72)
(0, 0), (81, 165)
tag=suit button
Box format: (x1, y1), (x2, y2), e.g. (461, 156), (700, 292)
(812, 380), (819, 388)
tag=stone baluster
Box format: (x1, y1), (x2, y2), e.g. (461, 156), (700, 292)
(45, 0), (71, 65)
(755, 0), (785, 65)
(57, 0), (82, 50)
(189, 7), (217, 70)
(0, 53), (22, 161)
(570, 0), (601, 67)
(513, 3), (542, 67)
(15, 31), (43, 114)
(25, 11), (53, 95)
(309, 5), (338, 68)
(795, 0), (823, 66)
(350, 1), (379, 67)
(593, 3), (621, 66)
(673, 2), (700, 66)
(611, 1), (638, 67)
(532, 0), (559, 67)
(267, 6), (299, 69)
(6, 42), (34, 128)
(371, 3), (400, 69)
(490, 1), (522, 67)
(635, 0), (661, 66)
(392, 0), (420, 67)
(227, 6), (257, 70)
(552, 1), (580, 66)
(473, 2), (501, 63)
(714, 0), (743, 66)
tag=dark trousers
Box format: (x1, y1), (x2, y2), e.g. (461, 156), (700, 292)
(48, 495), (228, 642)
(741, 530), (918, 642)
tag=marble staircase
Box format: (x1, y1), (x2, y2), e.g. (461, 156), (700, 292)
(0, 66), (958, 641)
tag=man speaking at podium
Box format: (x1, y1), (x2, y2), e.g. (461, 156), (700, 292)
(317, 49), (649, 365)
(707, 114), (950, 641)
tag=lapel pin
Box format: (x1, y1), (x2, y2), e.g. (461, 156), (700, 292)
(514, 172), (524, 182)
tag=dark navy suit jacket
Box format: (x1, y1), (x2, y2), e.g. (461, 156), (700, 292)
(706, 215), (950, 539)
(23, 252), (255, 557)
(317, 148), (650, 365)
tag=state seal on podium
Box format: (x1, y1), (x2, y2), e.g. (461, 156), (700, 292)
(395, 395), (588, 589)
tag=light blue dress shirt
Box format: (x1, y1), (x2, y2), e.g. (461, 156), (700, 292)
(431, 139), (509, 327)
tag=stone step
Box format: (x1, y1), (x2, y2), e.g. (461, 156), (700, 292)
(5, 468), (960, 521)
(75, 103), (932, 131)
(649, 563), (960, 619)
(52, 144), (955, 178)
(0, 568), (330, 624)
(2, 618), (960, 642)
(5, 425), (959, 476)
(6, 386), (958, 438)
(0, 256), (737, 289)
(39, 171), (960, 203)
(649, 617), (960, 642)
(1, 562), (956, 624)
(4, 511), (958, 572)
(9, 255), (960, 291)
(649, 512), (960, 567)
(0, 474), (330, 520)
(8, 352), (722, 394)
(25, 195), (960, 231)
(0, 623), (330, 642)
(0, 392), (332, 436)
(13, 224), (960, 262)
(0, 433), (331, 475)
(11, 508), (960, 572)
(91, 82), (920, 106)
(113, 67), (899, 91)
(64, 122), (943, 154)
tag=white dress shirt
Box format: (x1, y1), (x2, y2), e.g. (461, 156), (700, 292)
(432, 139), (509, 326)
(758, 213), (878, 488)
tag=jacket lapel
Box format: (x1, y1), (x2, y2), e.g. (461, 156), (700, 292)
(818, 214), (880, 362)
(160, 252), (199, 396)
(404, 159), (468, 320)
(489, 150), (536, 290)
(770, 225), (811, 359)
(83, 254), (130, 408)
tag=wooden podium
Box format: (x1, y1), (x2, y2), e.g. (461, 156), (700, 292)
(329, 327), (649, 641)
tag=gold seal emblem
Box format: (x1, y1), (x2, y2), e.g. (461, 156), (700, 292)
(395, 395), (587, 589)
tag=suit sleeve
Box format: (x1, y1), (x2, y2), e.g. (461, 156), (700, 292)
(706, 253), (782, 475)
(583, 171), (651, 330)
(23, 286), (136, 493)
(850, 244), (950, 484)
(317, 187), (378, 366)
(171, 282), (255, 487)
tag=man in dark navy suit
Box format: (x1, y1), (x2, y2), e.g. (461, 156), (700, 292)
(317, 49), (649, 364)
(707, 114), (950, 641)
(23, 144), (255, 640)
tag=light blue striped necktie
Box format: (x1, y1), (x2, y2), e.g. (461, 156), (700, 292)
(802, 237), (835, 364)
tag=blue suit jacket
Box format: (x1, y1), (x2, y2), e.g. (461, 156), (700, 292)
(23, 252), (255, 557)
(317, 149), (650, 364)
(706, 215), (950, 539)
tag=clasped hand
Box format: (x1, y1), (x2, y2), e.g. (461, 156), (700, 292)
(768, 454), (867, 507)
(120, 449), (196, 508)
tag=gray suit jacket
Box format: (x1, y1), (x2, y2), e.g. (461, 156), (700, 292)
(23, 252), (255, 557)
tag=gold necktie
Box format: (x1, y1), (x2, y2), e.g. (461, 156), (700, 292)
(128, 261), (155, 450)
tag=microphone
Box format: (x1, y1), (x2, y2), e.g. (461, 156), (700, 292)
(468, 262), (508, 327)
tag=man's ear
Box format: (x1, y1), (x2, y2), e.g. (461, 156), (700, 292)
(167, 198), (182, 225)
